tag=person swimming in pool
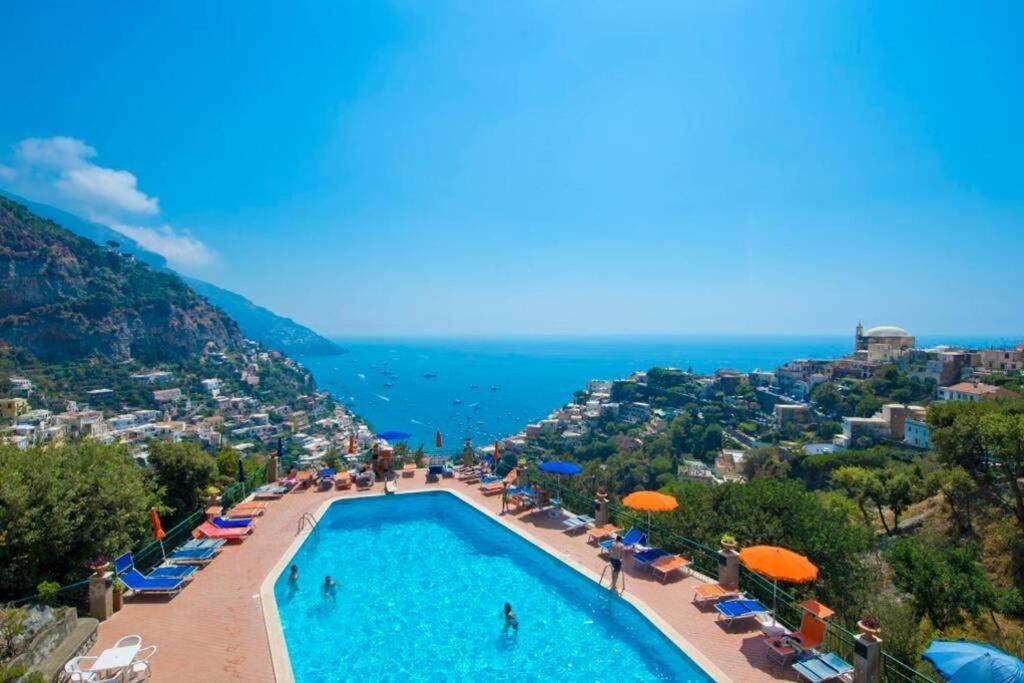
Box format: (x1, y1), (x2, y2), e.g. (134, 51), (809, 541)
(503, 602), (518, 631)
(289, 565), (299, 582)
(322, 575), (336, 601)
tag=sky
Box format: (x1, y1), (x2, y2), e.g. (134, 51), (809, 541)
(0, 1), (1021, 337)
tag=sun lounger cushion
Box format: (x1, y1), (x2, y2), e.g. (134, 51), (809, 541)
(792, 652), (853, 682)
(716, 598), (768, 620)
(213, 516), (252, 528)
(167, 547), (216, 564)
(599, 528), (646, 551)
(634, 548), (671, 566)
(148, 564), (197, 580)
(120, 569), (184, 593)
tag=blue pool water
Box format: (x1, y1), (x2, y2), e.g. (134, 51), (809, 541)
(273, 492), (713, 682)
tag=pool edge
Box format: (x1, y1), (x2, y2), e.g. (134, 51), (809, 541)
(259, 489), (732, 683)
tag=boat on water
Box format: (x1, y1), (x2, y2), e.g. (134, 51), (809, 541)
(469, 384), (479, 389)
(423, 372), (437, 379)
(490, 385), (501, 391)
(383, 382), (394, 388)
(452, 399), (462, 405)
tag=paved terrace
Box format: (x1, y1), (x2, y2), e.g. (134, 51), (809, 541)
(90, 471), (795, 682)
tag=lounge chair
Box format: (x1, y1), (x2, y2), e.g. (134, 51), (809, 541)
(765, 608), (829, 668)
(166, 545), (217, 565)
(715, 598), (769, 629)
(598, 528), (647, 553)
(587, 524), (622, 544)
(356, 470), (376, 489)
(119, 568), (186, 596)
(651, 554), (690, 583)
(692, 582), (740, 606)
(254, 484), (288, 500)
(221, 501), (268, 518)
(633, 547), (671, 569)
(792, 652), (853, 682)
(402, 462), (417, 478)
(562, 515), (596, 533)
(212, 516), (254, 529)
(180, 538), (226, 551)
(480, 469), (517, 494)
(194, 521), (253, 540)
(114, 552), (197, 582)
(336, 471), (353, 489)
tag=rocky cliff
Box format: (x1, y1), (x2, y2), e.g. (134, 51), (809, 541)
(0, 196), (241, 363)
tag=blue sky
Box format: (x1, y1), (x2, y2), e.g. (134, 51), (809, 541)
(0, 2), (1021, 336)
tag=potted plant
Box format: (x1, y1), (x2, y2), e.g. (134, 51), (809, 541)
(720, 533), (738, 551)
(113, 578), (126, 612)
(857, 616), (881, 641)
(205, 486), (221, 507)
(84, 556), (110, 577)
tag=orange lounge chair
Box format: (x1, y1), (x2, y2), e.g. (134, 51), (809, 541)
(480, 470), (517, 495)
(651, 555), (691, 583)
(219, 502), (268, 518)
(402, 463), (417, 478)
(194, 522), (253, 540)
(336, 471), (353, 490)
(765, 607), (830, 667)
(692, 582), (739, 606)
(587, 525), (621, 544)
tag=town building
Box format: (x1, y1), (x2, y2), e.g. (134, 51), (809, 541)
(854, 323), (916, 360)
(773, 403), (810, 428)
(0, 397), (30, 419)
(938, 381), (1019, 402)
(904, 418), (931, 449)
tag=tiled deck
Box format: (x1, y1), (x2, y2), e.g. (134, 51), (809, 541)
(90, 472), (794, 682)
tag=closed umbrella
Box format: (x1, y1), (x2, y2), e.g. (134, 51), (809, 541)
(622, 491), (678, 540)
(348, 434), (356, 455)
(924, 641), (1024, 683)
(436, 428), (444, 450)
(149, 507), (166, 559)
(738, 545), (818, 627)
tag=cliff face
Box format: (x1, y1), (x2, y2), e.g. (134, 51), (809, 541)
(0, 196), (241, 363)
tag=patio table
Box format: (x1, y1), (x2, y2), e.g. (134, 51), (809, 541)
(91, 644), (140, 673)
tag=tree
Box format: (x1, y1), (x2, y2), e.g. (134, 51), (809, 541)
(0, 443), (155, 599)
(740, 448), (790, 480)
(930, 399), (1024, 537)
(889, 538), (997, 630)
(831, 465), (924, 535)
(149, 441), (216, 522)
(926, 466), (978, 535)
(832, 466), (878, 529)
(215, 447), (239, 480)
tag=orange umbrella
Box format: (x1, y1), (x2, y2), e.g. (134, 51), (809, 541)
(435, 429), (443, 450)
(149, 507), (166, 558)
(493, 441), (501, 463)
(739, 545), (818, 625)
(622, 491), (678, 539)
(348, 434), (355, 455)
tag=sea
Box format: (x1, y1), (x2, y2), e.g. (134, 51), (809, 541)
(298, 335), (1020, 450)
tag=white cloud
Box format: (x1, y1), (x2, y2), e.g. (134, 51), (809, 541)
(0, 136), (212, 272)
(110, 221), (216, 269)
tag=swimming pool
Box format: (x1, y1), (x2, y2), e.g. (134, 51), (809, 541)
(270, 491), (715, 682)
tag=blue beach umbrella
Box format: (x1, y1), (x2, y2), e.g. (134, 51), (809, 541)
(538, 461), (583, 476)
(923, 640), (1024, 683)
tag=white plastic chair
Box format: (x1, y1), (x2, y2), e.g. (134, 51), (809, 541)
(64, 656), (97, 682)
(127, 645), (156, 681)
(114, 634), (143, 648)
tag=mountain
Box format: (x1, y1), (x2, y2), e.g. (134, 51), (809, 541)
(0, 196), (240, 362)
(0, 191), (344, 357)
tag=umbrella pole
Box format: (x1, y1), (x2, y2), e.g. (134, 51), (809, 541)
(159, 539), (165, 560)
(772, 580), (778, 627)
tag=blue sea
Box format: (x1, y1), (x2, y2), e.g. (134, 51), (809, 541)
(298, 335), (1019, 449)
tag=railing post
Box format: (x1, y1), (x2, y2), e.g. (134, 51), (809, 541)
(594, 491), (610, 526)
(853, 631), (882, 683)
(89, 571), (114, 621)
(718, 547), (739, 589)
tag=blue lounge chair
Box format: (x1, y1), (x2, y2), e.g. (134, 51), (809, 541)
(212, 516), (253, 529)
(167, 546), (217, 565)
(114, 552), (196, 581)
(254, 484), (288, 499)
(792, 652), (853, 682)
(180, 538), (225, 551)
(119, 569), (186, 596)
(715, 598), (769, 629)
(633, 547), (671, 569)
(599, 528), (647, 553)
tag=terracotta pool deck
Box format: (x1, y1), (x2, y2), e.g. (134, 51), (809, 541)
(90, 471), (797, 682)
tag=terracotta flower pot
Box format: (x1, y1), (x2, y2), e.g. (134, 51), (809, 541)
(857, 620), (881, 641)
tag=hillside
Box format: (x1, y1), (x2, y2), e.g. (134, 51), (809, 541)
(0, 191), (344, 357)
(0, 196), (240, 362)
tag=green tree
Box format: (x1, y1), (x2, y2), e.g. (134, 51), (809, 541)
(889, 538), (997, 630)
(215, 447), (239, 480)
(0, 443), (155, 599)
(149, 441), (216, 522)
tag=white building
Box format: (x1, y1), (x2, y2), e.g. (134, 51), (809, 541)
(904, 418), (931, 449)
(938, 381), (1018, 402)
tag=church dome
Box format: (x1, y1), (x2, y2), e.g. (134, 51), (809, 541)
(863, 325), (911, 338)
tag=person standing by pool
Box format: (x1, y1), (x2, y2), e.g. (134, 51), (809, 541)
(608, 536), (625, 591)
(501, 482), (510, 514)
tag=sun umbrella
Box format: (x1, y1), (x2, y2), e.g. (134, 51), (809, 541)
(738, 545), (818, 627)
(149, 507), (166, 558)
(622, 491), (678, 540)
(435, 428), (443, 450)
(348, 434), (356, 455)
(493, 441), (501, 467)
(924, 640), (1024, 683)
(378, 431), (412, 442)
(538, 460), (582, 488)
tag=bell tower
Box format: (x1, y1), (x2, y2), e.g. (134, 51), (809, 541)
(855, 321), (864, 351)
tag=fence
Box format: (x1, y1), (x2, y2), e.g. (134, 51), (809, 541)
(530, 472), (935, 683)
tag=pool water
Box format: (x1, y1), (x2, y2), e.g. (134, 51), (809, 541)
(273, 492), (712, 682)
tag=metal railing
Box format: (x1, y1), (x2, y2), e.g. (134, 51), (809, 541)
(530, 472), (935, 683)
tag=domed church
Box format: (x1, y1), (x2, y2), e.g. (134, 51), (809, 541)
(855, 323), (916, 360)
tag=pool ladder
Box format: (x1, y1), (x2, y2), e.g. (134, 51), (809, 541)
(297, 512), (319, 538)
(599, 564), (626, 594)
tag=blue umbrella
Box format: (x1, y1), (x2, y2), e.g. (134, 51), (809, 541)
(924, 640), (1024, 683)
(538, 461), (583, 476)
(378, 431), (412, 441)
